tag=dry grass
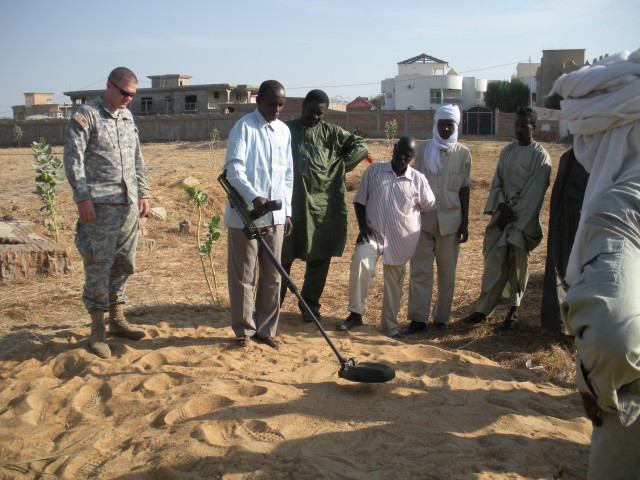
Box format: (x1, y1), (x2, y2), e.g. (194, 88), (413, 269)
(0, 137), (576, 386)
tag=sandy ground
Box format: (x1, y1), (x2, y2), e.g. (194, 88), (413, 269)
(0, 138), (591, 479)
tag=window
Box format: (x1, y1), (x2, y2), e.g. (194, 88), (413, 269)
(141, 97), (152, 113)
(430, 89), (442, 104)
(235, 94), (241, 101)
(213, 91), (220, 99)
(185, 95), (197, 111)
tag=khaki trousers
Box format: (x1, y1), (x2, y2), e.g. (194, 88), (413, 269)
(348, 239), (406, 336)
(408, 228), (459, 325)
(227, 225), (283, 338)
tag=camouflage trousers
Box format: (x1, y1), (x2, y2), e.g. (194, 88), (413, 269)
(75, 203), (139, 311)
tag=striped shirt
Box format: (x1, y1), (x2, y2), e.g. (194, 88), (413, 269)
(354, 161), (435, 265)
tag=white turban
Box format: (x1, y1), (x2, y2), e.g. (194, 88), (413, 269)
(425, 104), (461, 174)
(551, 47), (640, 284)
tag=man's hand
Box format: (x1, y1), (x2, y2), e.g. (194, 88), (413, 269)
(356, 228), (371, 245)
(457, 222), (469, 243)
(580, 392), (603, 427)
(77, 199), (96, 223)
(139, 198), (150, 218)
(496, 213), (510, 231)
(497, 202), (517, 221)
(252, 196), (269, 217)
(496, 203), (517, 231)
(284, 217), (293, 237)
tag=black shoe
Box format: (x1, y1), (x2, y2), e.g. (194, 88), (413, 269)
(400, 320), (427, 336)
(336, 313), (362, 331)
(499, 314), (519, 331)
(390, 333), (402, 339)
(461, 312), (486, 324)
(301, 309), (321, 323)
(433, 322), (449, 330)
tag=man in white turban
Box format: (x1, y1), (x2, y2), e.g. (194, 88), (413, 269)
(461, 107), (551, 331)
(554, 48), (640, 480)
(401, 105), (472, 335)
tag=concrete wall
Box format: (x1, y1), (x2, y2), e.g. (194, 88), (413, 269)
(0, 109), (562, 147)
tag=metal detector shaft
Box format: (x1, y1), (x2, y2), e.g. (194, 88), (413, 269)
(254, 235), (352, 368)
(218, 171), (353, 369)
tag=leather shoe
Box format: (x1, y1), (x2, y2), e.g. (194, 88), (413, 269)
(461, 312), (486, 324)
(400, 320), (426, 336)
(336, 313), (362, 331)
(499, 313), (519, 331)
(301, 309), (321, 323)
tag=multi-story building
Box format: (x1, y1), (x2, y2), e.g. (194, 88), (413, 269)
(12, 93), (73, 120)
(381, 53), (488, 111)
(535, 49), (585, 107)
(63, 74), (258, 115)
(515, 61), (540, 105)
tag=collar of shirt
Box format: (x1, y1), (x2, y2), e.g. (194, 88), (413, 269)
(381, 160), (415, 180)
(97, 96), (122, 118)
(254, 108), (275, 131)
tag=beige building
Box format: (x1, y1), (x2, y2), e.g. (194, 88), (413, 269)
(535, 49), (585, 107)
(12, 93), (73, 120)
(64, 74), (259, 116)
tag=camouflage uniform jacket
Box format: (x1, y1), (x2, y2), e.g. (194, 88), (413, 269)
(63, 97), (150, 205)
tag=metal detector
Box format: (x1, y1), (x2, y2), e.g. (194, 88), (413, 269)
(218, 171), (395, 383)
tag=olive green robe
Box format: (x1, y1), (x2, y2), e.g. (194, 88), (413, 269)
(282, 119), (368, 264)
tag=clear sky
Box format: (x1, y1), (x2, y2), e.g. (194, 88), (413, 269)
(1, 0), (638, 117)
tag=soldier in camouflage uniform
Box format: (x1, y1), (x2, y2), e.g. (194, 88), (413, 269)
(63, 67), (150, 358)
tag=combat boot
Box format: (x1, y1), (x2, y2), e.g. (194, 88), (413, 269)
(89, 309), (111, 358)
(108, 303), (145, 340)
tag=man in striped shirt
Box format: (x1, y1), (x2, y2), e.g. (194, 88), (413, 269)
(336, 136), (436, 338)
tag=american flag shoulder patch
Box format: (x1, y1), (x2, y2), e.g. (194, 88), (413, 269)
(73, 113), (89, 129)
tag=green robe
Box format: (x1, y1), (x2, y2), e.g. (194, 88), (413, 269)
(476, 141), (551, 313)
(282, 119), (368, 263)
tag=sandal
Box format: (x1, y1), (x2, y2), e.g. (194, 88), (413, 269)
(235, 335), (251, 347)
(256, 336), (281, 349)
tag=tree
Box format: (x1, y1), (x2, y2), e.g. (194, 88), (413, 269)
(32, 137), (65, 241)
(484, 78), (531, 112)
(369, 93), (384, 110)
(13, 124), (23, 147)
(484, 80), (508, 112)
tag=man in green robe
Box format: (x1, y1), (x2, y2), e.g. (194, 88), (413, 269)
(461, 107), (551, 331)
(281, 89), (368, 322)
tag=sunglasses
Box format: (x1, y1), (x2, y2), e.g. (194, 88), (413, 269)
(109, 80), (135, 98)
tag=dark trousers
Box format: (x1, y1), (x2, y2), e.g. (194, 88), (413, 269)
(280, 257), (332, 313)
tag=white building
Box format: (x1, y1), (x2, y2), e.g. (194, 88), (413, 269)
(381, 53), (487, 111)
(515, 62), (539, 104)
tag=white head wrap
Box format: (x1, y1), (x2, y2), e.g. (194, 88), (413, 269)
(551, 47), (640, 284)
(425, 104), (460, 174)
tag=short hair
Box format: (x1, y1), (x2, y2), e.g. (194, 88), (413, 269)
(303, 89), (330, 106)
(257, 80), (285, 98)
(108, 67), (138, 85)
(516, 106), (537, 127)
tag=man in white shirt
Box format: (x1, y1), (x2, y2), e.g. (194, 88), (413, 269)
(335, 136), (436, 338)
(224, 80), (293, 350)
